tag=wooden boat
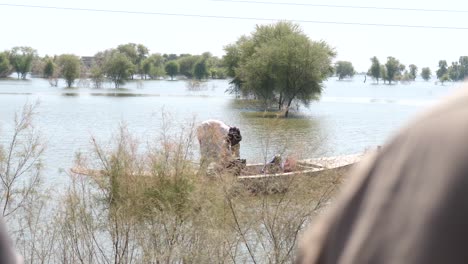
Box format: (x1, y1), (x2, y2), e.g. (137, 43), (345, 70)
(70, 153), (363, 179)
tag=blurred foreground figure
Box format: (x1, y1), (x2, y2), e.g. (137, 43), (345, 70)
(197, 119), (242, 164)
(0, 217), (22, 263)
(298, 86), (468, 264)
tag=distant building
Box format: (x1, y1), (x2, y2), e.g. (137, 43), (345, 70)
(81, 56), (95, 69)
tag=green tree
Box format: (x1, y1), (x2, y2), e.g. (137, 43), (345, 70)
(448, 62), (460, 81)
(177, 55), (199, 78)
(421, 67), (432, 81)
(142, 54), (165, 79)
(0, 52), (11, 78)
(43, 59), (55, 78)
(458, 56), (468, 80)
(165, 61), (179, 80)
(58, 54), (81, 88)
(440, 73), (450, 85)
(193, 59), (209, 80)
(104, 52), (135, 88)
(334, 61), (355, 80)
(380, 66), (388, 84)
(226, 21), (335, 117)
(90, 65), (105, 88)
(436, 60), (448, 81)
(408, 64), (418, 81)
(369, 56), (381, 83)
(385, 57), (401, 84)
(116, 43), (142, 79)
(9, 46), (37, 79)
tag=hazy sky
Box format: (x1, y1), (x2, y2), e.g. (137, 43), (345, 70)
(1, 0), (467, 72)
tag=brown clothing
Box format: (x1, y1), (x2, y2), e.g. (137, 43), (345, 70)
(298, 85), (468, 264)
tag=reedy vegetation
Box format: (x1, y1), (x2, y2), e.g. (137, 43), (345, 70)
(0, 104), (344, 263)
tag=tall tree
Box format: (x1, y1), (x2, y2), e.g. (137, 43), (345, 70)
(225, 21), (335, 117)
(142, 54), (165, 79)
(116, 43), (140, 79)
(408, 64), (418, 81)
(436, 60), (448, 81)
(104, 52), (135, 88)
(177, 55), (199, 78)
(369, 56), (381, 83)
(43, 58), (55, 79)
(335, 61), (355, 80)
(385, 57), (401, 84)
(193, 59), (208, 80)
(448, 62), (460, 81)
(421, 67), (432, 81)
(0, 52), (11, 78)
(458, 56), (468, 80)
(165, 61), (179, 80)
(58, 54), (81, 88)
(9, 46), (37, 79)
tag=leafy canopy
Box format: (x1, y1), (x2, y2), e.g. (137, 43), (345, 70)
(224, 21), (335, 117)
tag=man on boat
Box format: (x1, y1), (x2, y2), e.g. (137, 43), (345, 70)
(196, 119), (242, 165)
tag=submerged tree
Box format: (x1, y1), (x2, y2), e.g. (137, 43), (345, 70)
(335, 61), (355, 80)
(104, 52), (135, 88)
(421, 67), (432, 81)
(43, 58), (55, 79)
(9, 46), (37, 79)
(408, 64), (418, 81)
(224, 21), (335, 117)
(369, 56), (381, 83)
(0, 52), (11, 78)
(385, 57), (402, 84)
(193, 58), (209, 80)
(436, 60), (448, 81)
(165, 61), (179, 80)
(58, 54), (81, 88)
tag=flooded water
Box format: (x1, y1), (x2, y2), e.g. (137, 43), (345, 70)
(0, 77), (461, 188)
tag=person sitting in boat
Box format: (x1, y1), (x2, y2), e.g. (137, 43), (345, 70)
(197, 119), (242, 165)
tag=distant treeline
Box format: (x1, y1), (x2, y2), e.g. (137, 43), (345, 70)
(334, 56), (468, 85)
(0, 45), (227, 88)
(1, 46), (466, 89)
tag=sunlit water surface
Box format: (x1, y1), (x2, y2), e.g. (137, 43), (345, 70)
(0, 77), (460, 188)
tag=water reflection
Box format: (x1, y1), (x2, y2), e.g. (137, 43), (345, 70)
(237, 111), (328, 163)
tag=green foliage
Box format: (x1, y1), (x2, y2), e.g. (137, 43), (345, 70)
(9, 46), (37, 79)
(384, 56), (402, 84)
(380, 66), (388, 84)
(58, 54), (81, 88)
(334, 61), (355, 80)
(421, 67), (432, 81)
(90, 65), (105, 88)
(369, 56), (381, 83)
(193, 59), (208, 80)
(448, 62), (460, 81)
(0, 52), (11, 78)
(436, 60), (448, 80)
(408, 64), (418, 80)
(224, 21), (335, 117)
(116, 43), (148, 79)
(165, 61), (179, 80)
(43, 59), (55, 79)
(104, 52), (135, 88)
(141, 54), (165, 79)
(177, 55), (198, 78)
(446, 57), (468, 81)
(440, 73), (450, 84)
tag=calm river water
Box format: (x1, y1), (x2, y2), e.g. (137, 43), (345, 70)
(0, 77), (460, 188)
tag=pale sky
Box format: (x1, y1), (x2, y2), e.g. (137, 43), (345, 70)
(1, 0), (467, 72)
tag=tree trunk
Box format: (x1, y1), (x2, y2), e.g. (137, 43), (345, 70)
(278, 93), (283, 110)
(285, 98), (294, 118)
